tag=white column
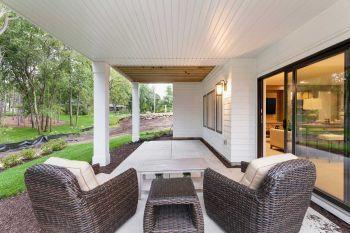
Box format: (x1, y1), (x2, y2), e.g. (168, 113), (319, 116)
(132, 82), (140, 142)
(92, 61), (110, 166)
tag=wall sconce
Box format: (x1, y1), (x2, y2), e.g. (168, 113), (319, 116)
(216, 80), (227, 95)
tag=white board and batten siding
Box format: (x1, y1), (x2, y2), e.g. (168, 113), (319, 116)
(202, 59), (257, 164)
(173, 83), (203, 138)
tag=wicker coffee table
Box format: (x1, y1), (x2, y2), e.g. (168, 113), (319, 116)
(143, 178), (204, 233)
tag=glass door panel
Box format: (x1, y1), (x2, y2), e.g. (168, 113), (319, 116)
(285, 72), (293, 153)
(295, 53), (347, 204)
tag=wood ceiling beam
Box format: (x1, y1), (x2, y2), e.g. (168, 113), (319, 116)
(112, 66), (215, 83)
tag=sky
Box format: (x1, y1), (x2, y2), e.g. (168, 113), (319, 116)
(148, 84), (172, 98)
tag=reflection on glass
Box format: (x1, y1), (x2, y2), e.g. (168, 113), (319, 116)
(295, 53), (346, 204)
(286, 72), (293, 153)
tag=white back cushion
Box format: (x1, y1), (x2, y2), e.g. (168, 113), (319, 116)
(45, 157), (99, 191)
(240, 154), (298, 190)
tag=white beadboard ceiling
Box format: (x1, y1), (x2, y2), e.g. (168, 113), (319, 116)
(3, 0), (338, 66)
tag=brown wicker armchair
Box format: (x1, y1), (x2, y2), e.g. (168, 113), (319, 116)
(204, 159), (316, 233)
(25, 164), (138, 233)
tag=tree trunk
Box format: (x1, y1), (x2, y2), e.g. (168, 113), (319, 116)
(49, 115), (52, 132)
(32, 92), (41, 134)
(0, 101), (3, 126)
(69, 88), (73, 126)
(75, 93), (80, 127)
(3, 93), (6, 116)
(11, 90), (15, 120)
(44, 115), (49, 132)
(30, 112), (34, 128)
(41, 114), (44, 131)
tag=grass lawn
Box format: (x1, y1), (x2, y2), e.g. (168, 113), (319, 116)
(0, 113), (130, 144)
(0, 129), (169, 199)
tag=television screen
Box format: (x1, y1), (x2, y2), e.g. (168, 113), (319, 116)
(266, 98), (276, 115)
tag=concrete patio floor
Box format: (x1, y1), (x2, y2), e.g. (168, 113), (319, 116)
(113, 140), (341, 233)
(111, 140), (243, 181)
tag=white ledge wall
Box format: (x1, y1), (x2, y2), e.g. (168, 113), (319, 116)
(202, 59), (257, 164)
(257, 0), (350, 76)
(173, 82), (203, 138)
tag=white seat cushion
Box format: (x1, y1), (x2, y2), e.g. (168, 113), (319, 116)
(95, 173), (114, 185)
(45, 157), (99, 191)
(240, 154), (298, 190)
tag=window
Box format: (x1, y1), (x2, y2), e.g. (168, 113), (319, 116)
(203, 95), (208, 127)
(203, 89), (223, 134)
(207, 91), (215, 130)
(216, 94), (223, 133)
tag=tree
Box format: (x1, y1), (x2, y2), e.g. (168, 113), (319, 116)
(162, 85), (173, 112)
(109, 69), (131, 112)
(0, 4), (17, 63)
(0, 15), (93, 132)
(140, 84), (156, 113)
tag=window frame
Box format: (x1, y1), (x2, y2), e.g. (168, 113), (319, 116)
(215, 91), (223, 134)
(203, 89), (223, 134)
(203, 94), (208, 127)
(206, 90), (216, 131)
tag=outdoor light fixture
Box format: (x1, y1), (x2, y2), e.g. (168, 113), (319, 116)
(216, 80), (227, 95)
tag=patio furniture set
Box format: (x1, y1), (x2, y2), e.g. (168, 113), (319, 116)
(24, 154), (316, 233)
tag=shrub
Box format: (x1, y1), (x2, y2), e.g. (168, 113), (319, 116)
(41, 138), (67, 155)
(19, 148), (36, 160)
(0, 154), (22, 169)
(51, 139), (67, 151)
(41, 143), (53, 155)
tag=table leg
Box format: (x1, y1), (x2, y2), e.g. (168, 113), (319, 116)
(138, 173), (142, 200)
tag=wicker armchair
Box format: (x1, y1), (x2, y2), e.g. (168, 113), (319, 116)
(25, 164), (138, 233)
(204, 159), (316, 233)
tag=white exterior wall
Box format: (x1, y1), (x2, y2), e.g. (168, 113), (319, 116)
(173, 83), (202, 138)
(257, 0), (350, 76)
(230, 60), (257, 163)
(202, 64), (232, 161)
(202, 59), (257, 164)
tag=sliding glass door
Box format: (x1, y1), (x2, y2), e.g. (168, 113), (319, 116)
(285, 72), (294, 154)
(295, 52), (349, 206)
(258, 44), (350, 210)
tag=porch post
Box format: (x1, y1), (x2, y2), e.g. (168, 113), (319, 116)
(92, 61), (110, 166)
(132, 82), (140, 142)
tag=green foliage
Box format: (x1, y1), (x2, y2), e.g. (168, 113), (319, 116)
(0, 153), (21, 169)
(0, 130), (170, 199)
(19, 148), (36, 160)
(140, 84), (155, 113)
(0, 15), (93, 132)
(110, 70), (131, 112)
(41, 138), (67, 155)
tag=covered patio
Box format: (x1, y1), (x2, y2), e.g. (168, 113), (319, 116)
(3, 0), (350, 231)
